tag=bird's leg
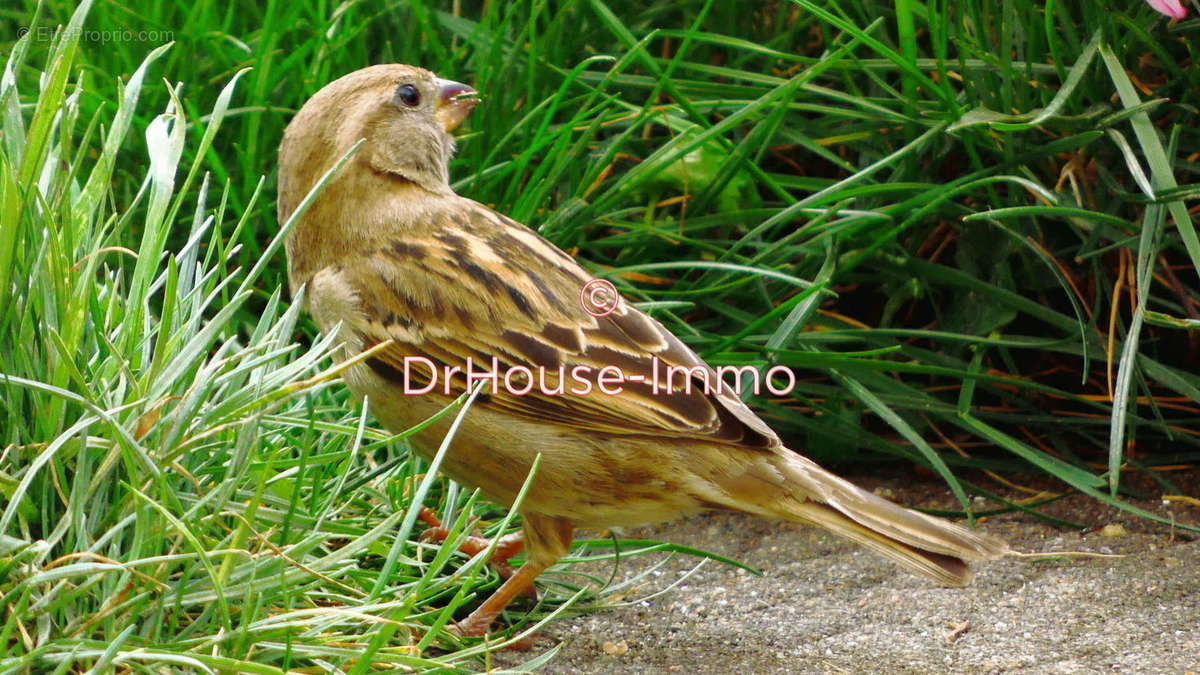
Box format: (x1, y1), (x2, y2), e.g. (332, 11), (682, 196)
(419, 507), (527, 579)
(452, 512), (575, 637)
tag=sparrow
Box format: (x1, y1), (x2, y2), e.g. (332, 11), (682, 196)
(278, 64), (1010, 636)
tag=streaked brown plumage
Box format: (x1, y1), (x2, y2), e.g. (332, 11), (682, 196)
(279, 64), (1010, 636)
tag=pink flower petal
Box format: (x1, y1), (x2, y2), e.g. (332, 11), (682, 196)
(1146, 0), (1188, 19)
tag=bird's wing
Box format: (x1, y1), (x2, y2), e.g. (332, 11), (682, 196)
(321, 199), (780, 448)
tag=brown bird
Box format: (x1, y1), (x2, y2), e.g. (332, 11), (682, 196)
(278, 64), (1009, 636)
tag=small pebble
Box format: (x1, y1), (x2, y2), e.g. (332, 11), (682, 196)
(602, 639), (629, 656)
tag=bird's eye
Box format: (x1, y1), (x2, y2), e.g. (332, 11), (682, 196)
(395, 84), (421, 107)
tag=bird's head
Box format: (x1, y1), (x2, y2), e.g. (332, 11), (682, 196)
(278, 64), (478, 223)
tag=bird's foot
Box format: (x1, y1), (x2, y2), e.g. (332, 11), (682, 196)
(443, 619), (537, 650)
(439, 556), (548, 643)
(446, 616), (493, 638)
(418, 507), (528, 588)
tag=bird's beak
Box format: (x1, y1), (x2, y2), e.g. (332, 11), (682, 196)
(435, 78), (479, 132)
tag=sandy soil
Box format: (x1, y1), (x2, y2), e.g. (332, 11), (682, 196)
(492, 470), (1200, 674)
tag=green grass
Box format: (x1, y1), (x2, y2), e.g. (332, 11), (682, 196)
(2, 0), (1199, 671)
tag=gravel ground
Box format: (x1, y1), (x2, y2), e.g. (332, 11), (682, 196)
(491, 472), (1200, 674)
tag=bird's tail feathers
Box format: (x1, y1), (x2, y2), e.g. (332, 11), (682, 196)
(782, 501), (975, 585)
(771, 452), (1010, 586)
